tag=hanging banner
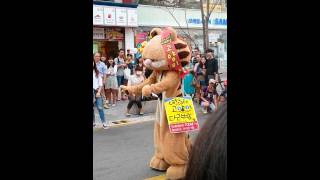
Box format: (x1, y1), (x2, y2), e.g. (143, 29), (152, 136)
(116, 8), (127, 26)
(104, 7), (116, 26)
(164, 97), (199, 133)
(135, 32), (148, 46)
(127, 8), (138, 27)
(93, 6), (104, 25)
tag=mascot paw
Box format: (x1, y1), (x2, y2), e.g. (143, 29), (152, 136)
(142, 85), (152, 97)
(149, 156), (169, 171)
(166, 165), (187, 180)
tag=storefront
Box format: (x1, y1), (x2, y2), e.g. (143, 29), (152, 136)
(137, 5), (227, 70)
(93, 2), (138, 58)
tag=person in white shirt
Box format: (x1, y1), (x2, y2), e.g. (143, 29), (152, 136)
(93, 52), (109, 109)
(93, 59), (108, 129)
(125, 67), (145, 116)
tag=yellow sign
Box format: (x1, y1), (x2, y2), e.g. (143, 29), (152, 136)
(203, 4), (224, 13)
(164, 97), (199, 133)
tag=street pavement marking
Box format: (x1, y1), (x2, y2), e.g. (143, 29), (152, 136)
(144, 174), (166, 180)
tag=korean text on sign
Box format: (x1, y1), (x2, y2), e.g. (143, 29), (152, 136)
(164, 97), (199, 133)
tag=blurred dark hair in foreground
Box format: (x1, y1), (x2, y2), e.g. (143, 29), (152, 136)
(185, 102), (227, 180)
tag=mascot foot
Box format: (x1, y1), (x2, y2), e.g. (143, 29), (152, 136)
(166, 165), (187, 180)
(149, 156), (169, 171)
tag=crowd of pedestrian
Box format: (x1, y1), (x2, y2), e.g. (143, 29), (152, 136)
(93, 46), (227, 128)
(183, 47), (227, 114)
(93, 49), (152, 129)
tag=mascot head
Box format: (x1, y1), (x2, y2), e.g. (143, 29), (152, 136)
(142, 27), (191, 73)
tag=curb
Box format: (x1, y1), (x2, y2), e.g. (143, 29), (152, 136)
(93, 115), (155, 131)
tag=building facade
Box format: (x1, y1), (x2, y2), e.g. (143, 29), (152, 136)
(136, 4), (227, 70)
(93, 0), (227, 70)
(93, 1), (138, 58)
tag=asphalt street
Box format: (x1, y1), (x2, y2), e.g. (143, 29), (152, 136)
(93, 104), (212, 180)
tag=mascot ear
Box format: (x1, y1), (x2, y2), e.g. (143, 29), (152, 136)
(166, 27), (177, 41)
(150, 28), (162, 38)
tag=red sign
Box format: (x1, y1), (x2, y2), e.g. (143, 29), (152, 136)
(169, 122), (199, 133)
(135, 32), (148, 46)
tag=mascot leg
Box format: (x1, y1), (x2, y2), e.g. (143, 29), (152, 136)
(149, 121), (170, 171)
(149, 102), (170, 171)
(161, 110), (192, 180)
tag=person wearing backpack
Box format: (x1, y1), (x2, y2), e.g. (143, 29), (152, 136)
(114, 49), (127, 101)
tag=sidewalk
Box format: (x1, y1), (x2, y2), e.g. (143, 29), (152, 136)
(94, 99), (155, 128)
(94, 98), (207, 128)
(94, 70), (227, 128)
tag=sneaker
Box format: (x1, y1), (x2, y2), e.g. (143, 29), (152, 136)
(102, 123), (109, 129)
(139, 112), (144, 115)
(104, 104), (110, 109)
(112, 104), (116, 107)
(126, 113), (132, 117)
(202, 109), (208, 114)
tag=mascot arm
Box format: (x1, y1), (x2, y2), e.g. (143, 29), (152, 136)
(149, 71), (179, 95)
(126, 71), (157, 95)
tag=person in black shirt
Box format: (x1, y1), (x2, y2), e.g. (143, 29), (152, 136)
(205, 49), (219, 86)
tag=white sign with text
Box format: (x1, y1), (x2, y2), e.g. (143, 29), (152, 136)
(93, 6), (104, 25)
(127, 8), (138, 27)
(104, 7), (116, 26)
(116, 8), (127, 26)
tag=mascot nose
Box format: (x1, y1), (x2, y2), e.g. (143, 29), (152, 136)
(144, 59), (152, 67)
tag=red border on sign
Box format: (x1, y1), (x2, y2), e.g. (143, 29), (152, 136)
(169, 122), (199, 133)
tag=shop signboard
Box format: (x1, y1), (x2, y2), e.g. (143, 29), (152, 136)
(94, 5), (138, 27)
(104, 7), (116, 26)
(93, 6), (104, 25)
(127, 8), (138, 27)
(116, 8), (127, 26)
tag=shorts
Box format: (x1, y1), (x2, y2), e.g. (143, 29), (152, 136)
(199, 80), (206, 86)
